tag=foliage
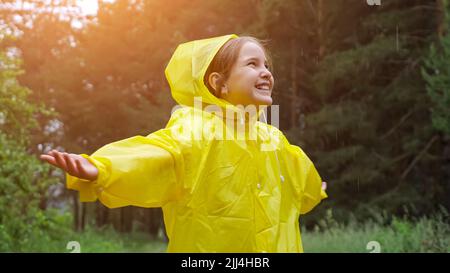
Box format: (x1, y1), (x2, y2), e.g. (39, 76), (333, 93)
(286, 0), (446, 223)
(422, 0), (450, 136)
(0, 39), (60, 251)
(302, 207), (450, 253)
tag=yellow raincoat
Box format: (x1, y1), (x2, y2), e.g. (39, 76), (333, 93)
(66, 34), (327, 252)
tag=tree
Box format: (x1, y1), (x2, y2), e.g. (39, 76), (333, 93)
(422, 0), (450, 212)
(423, 0), (450, 136)
(0, 36), (62, 251)
(294, 0), (445, 222)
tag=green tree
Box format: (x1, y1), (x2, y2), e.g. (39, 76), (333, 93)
(422, 0), (450, 136)
(295, 0), (445, 222)
(0, 38), (64, 251)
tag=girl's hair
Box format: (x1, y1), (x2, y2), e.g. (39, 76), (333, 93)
(204, 36), (273, 98)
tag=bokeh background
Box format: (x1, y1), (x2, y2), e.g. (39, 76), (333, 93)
(0, 0), (449, 252)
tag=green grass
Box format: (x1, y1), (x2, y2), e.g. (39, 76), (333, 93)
(69, 211), (450, 253)
(1, 210), (168, 253)
(65, 227), (168, 253)
(301, 209), (450, 253)
(24, 225), (168, 253)
(4, 209), (449, 253)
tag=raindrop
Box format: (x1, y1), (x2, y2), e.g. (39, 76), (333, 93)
(396, 24), (399, 51)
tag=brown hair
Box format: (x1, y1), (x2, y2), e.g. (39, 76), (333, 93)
(204, 36), (273, 97)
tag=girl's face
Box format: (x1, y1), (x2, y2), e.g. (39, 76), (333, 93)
(221, 42), (274, 107)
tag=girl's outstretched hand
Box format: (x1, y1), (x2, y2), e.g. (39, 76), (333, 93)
(40, 150), (99, 181)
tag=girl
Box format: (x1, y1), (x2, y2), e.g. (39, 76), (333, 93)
(40, 34), (327, 253)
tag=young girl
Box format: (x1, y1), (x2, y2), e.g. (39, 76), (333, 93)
(40, 34), (327, 253)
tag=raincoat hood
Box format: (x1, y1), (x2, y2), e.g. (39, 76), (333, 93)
(165, 34), (246, 115)
(165, 34), (237, 107)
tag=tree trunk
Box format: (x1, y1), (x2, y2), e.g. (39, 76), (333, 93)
(96, 202), (109, 228)
(436, 0), (446, 38)
(290, 39), (298, 128)
(147, 208), (163, 239)
(72, 191), (80, 232)
(120, 206), (133, 233)
(317, 0), (325, 60)
(81, 202), (87, 231)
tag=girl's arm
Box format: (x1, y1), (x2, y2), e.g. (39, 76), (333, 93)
(39, 129), (185, 209)
(277, 131), (328, 215)
(66, 134), (184, 209)
(41, 108), (196, 209)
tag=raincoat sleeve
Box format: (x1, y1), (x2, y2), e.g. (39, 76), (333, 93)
(66, 126), (185, 209)
(281, 134), (327, 215)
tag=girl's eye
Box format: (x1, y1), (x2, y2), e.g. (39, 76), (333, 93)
(247, 62), (256, 66)
(264, 64), (269, 69)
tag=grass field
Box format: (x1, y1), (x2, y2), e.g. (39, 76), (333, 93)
(7, 210), (449, 253)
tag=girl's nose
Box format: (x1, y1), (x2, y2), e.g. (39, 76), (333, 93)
(260, 67), (272, 79)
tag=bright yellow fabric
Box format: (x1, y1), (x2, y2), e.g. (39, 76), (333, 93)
(66, 34), (327, 252)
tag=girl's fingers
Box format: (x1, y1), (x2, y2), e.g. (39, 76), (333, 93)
(39, 154), (58, 166)
(63, 153), (78, 176)
(322, 182), (327, 190)
(40, 150), (96, 180)
(75, 159), (90, 180)
(52, 150), (69, 171)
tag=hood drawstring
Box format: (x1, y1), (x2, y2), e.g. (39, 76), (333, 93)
(261, 110), (285, 183)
